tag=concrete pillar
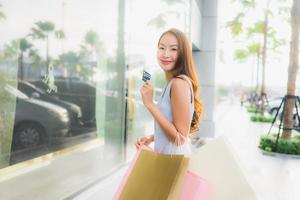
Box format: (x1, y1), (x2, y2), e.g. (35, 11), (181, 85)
(192, 0), (218, 137)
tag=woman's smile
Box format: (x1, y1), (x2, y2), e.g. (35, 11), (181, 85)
(160, 59), (173, 65)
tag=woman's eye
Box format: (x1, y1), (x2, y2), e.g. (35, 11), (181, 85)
(159, 47), (164, 50)
(172, 48), (177, 51)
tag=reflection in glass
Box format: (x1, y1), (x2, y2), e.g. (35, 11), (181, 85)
(0, 0), (125, 175)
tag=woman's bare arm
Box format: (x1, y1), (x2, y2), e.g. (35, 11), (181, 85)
(143, 78), (191, 143)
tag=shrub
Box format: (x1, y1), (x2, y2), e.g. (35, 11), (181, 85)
(259, 135), (276, 151)
(251, 114), (273, 123)
(294, 134), (300, 141)
(247, 107), (258, 113)
(259, 134), (300, 155)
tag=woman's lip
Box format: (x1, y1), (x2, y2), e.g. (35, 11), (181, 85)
(160, 60), (173, 64)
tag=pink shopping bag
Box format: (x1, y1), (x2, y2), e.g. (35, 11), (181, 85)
(113, 145), (209, 200)
(181, 170), (210, 200)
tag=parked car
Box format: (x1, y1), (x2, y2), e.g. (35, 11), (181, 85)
(5, 84), (70, 150)
(266, 97), (283, 116)
(266, 96), (300, 129)
(17, 80), (83, 133)
(31, 78), (96, 128)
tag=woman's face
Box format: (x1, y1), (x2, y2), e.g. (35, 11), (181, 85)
(157, 33), (179, 72)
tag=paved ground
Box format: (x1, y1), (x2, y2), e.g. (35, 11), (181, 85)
(214, 101), (300, 200)
(1, 100), (299, 200)
(76, 100), (300, 200)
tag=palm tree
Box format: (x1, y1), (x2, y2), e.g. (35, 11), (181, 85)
(29, 21), (55, 71)
(55, 29), (66, 54)
(1, 38), (33, 80)
(81, 30), (105, 77)
(84, 30), (100, 62)
(18, 38), (32, 80)
(282, 0), (300, 139)
(28, 48), (42, 66)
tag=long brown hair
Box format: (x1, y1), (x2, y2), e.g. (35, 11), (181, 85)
(158, 28), (204, 133)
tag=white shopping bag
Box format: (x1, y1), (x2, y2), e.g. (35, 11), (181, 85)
(189, 137), (257, 200)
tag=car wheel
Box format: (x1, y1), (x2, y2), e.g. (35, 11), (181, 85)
(293, 114), (300, 127)
(14, 123), (45, 149)
(270, 108), (278, 116)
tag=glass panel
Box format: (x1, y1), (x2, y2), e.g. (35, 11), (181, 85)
(0, 62), (18, 168)
(0, 0), (125, 175)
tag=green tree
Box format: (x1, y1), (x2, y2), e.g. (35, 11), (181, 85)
(147, 0), (184, 30)
(0, 40), (19, 60)
(28, 48), (42, 67)
(1, 38), (35, 80)
(227, 13), (246, 36)
(80, 30), (105, 79)
(18, 38), (32, 80)
(227, 0), (287, 114)
(83, 30), (104, 61)
(29, 21), (65, 72)
(282, 0), (300, 139)
(58, 51), (80, 77)
(55, 29), (66, 54)
(0, 38), (42, 79)
(0, 3), (6, 20)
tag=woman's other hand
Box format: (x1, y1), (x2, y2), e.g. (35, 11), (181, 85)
(135, 135), (153, 150)
(140, 81), (154, 108)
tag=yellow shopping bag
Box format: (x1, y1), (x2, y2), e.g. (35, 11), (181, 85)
(119, 148), (189, 200)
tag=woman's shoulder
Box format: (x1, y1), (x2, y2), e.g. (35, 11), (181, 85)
(171, 75), (192, 91)
(171, 77), (190, 89)
(170, 76), (192, 97)
(174, 74), (193, 85)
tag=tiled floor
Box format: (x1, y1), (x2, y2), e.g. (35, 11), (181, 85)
(76, 101), (300, 200)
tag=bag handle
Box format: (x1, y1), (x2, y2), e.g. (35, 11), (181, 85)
(158, 131), (187, 155)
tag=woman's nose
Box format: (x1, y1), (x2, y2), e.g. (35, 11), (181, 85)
(163, 49), (170, 58)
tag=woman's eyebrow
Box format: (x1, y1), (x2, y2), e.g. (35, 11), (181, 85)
(158, 43), (178, 47)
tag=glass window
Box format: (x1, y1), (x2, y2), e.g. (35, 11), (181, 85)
(0, 0), (125, 175)
(0, 0), (192, 197)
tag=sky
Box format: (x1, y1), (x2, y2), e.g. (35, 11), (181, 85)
(0, 0), (119, 57)
(215, 0), (293, 90)
(0, 0), (296, 91)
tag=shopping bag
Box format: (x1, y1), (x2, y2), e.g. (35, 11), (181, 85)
(180, 170), (210, 200)
(113, 146), (151, 200)
(189, 137), (257, 200)
(113, 146), (145, 200)
(114, 145), (209, 200)
(119, 148), (189, 200)
(113, 145), (189, 200)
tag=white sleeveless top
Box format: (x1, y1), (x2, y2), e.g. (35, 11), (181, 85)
(154, 76), (194, 155)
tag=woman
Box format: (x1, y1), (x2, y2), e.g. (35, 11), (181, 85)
(135, 28), (204, 155)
